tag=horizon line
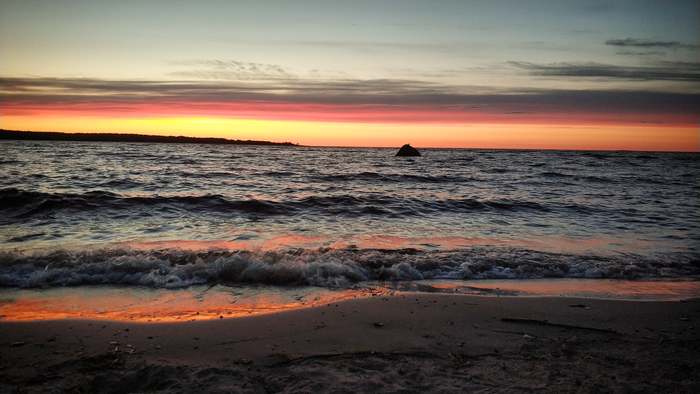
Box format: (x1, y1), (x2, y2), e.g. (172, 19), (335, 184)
(1, 128), (697, 154)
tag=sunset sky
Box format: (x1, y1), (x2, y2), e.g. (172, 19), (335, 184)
(1, 0), (698, 150)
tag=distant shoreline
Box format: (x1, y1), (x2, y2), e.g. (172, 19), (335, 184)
(1, 129), (696, 153)
(0, 129), (299, 147)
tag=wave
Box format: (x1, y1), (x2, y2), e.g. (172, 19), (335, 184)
(314, 172), (475, 183)
(581, 152), (613, 160)
(0, 188), (578, 220)
(170, 170), (238, 179)
(0, 189), (286, 219)
(483, 168), (509, 174)
(95, 178), (143, 189)
(539, 172), (614, 183)
(262, 171), (296, 177)
(0, 247), (697, 288)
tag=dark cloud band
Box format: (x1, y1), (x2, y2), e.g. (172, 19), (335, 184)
(509, 61), (700, 82)
(606, 38), (699, 50)
(1, 76), (698, 121)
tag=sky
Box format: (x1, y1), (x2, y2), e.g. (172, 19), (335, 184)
(1, 0), (698, 150)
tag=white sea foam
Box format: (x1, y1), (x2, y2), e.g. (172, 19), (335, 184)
(0, 247), (697, 288)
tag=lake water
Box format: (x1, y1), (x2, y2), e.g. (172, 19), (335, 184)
(1, 141), (699, 290)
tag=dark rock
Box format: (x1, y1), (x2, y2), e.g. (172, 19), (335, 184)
(395, 144), (420, 157)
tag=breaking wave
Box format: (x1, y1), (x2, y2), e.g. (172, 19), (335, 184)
(0, 247), (697, 289)
(0, 188), (587, 220)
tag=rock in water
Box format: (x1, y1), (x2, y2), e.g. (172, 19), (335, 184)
(396, 144), (421, 157)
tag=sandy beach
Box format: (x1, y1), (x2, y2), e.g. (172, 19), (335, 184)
(2, 1), (699, 393)
(1, 294), (698, 393)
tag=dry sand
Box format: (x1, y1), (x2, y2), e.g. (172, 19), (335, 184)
(1, 294), (698, 393)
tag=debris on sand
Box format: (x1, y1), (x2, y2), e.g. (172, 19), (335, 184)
(569, 304), (591, 309)
(501, 318), (617, 334)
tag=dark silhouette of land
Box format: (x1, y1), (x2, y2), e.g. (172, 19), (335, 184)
(0, 129), (299, 146)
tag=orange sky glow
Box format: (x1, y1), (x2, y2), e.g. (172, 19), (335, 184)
(3, 111), (698, 151)
(1, 1), (699, 152)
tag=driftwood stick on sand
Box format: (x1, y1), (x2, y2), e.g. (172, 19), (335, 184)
(500, 318), (618, 334)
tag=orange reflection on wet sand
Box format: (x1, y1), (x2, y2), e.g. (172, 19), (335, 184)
(1, 279), (698, 323)
(0, 286), (383, 323)
(420, 279), (700, 300)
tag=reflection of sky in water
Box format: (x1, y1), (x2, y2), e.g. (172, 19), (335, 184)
(126, 234), (658, 257)
(2, 279), (698, 322)
(0, 285), (381, 322)
(399, 279), (700, 301)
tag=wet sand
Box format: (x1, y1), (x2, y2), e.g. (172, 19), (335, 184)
(1, 294), (699, 393)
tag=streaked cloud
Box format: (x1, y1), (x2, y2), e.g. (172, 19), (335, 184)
(1, 76), (698, 125)
(615, 50), (666, 57)
(508, 61), (700, 82)
(169, 59), (294, 80)
(605, 38), (699, 50)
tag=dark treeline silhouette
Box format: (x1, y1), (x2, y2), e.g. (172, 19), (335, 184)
(0, 129), (299, 146)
